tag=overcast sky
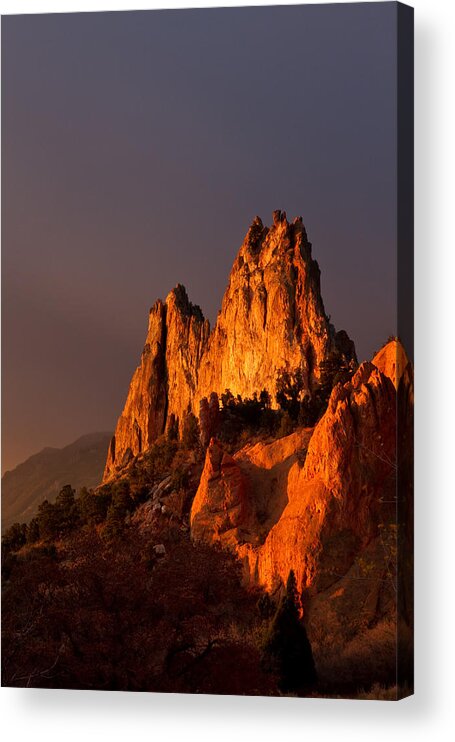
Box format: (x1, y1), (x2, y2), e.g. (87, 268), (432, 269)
(2, 3), (398, 472)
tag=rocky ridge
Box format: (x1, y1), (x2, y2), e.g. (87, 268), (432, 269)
(190, 354), (398, 593)
(189, 341), (411, 685)
(104, 211), (356, 480)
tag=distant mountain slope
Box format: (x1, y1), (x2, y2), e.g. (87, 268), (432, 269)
(1, 432), (112, 531)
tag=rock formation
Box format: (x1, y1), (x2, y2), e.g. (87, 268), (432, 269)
(99, 210), (412, 688)
(104, 286), (209, 479)
(196, 211), (353, 404)
(190, 357), (397, 594)
(189, 344), (405, 683)
(372, 338), (408, 389)
(104, 211), (356, 480)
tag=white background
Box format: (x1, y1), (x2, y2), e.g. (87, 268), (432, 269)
(1, 0), (454, 740)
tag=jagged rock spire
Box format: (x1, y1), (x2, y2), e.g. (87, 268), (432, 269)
(104, 212), (356, 480)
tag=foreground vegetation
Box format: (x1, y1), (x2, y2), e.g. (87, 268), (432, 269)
(2, 406), (318, 695)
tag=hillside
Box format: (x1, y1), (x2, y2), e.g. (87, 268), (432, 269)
(1, 433), (112, 531)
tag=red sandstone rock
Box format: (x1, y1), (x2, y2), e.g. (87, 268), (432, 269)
(191, 354), (397, 599)
(104, 213), (356, 480)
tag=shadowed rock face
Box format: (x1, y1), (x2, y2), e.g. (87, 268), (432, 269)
(104, 212), (356, 480)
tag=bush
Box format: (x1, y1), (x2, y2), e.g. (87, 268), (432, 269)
(143, 437), (178, 481)
(276, 369), (305, 421)
(26, 518), (40, 544)
(1, 525), (276, 695)
(77, 487), (111, 525)
(37, 500), (61, 541)
(218, 389), (281, 448)
(2, 522), (27, 555)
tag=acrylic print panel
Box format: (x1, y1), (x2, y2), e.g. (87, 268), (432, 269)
(1, 2), (413, 699)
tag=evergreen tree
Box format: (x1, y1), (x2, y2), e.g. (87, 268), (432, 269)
(259, 389), (271, 409)
(2, 522), (27, 553)
(318, 351), (353, 401)
(261, 570), (317, 694)
(26, 517), (40, 544)
(37, 500), (60, 541)
(78, 487), (110, 525)
(103, 502), (126, 540)
(276, 369), (305, 421)
(103, 483), (132, 540)
(55, 485), (79, 532)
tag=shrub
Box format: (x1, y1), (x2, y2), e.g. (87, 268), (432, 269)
(2, 522), (27, 554)
(77, 487), (111, 525)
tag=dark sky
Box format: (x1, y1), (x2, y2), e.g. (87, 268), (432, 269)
(2, 3), (398, 473)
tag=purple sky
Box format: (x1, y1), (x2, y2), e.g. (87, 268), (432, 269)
(2, 3), (398, 473)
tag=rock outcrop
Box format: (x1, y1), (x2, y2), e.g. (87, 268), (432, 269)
(248, 362), (397, 592)
(104, 286), (209, 479)
(372, 338), (408, 389)
(196, 211), (349, 403)
(190, 440), (253, 547)
(189, 345), (406, 686)
(104, 212), (356, 480)
(191, 358), (397, 596)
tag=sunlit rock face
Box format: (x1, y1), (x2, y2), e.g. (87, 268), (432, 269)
(190, 349), (402, 675)
(190, 357), (397, 597)
(103, 212), (356, 480)
(104, 287), (209, 480)
(164, 285), (211, 437)
(104, 300), (167, 479)
(249, 362), (397, 592)
(372, 338), (408, 389)
(190, 439), (253, 547)
(195, 211), (353, 405)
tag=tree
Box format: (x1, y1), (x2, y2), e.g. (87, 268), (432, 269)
(103, 502), (126, 541)
(259, 389), (271, 409)
(221, 389), (235, 409)
(261, 570), (317, 694)
(318, 351), (353, 401)
(37, 500), (60, 541)
(77, 487), (110, 525)
(2, 522), (27, 554)
(276, 368), (305, 421)
(26, 518), (40, 544)
(55, 485), (79, 532)
(103, 483), (133, 541)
